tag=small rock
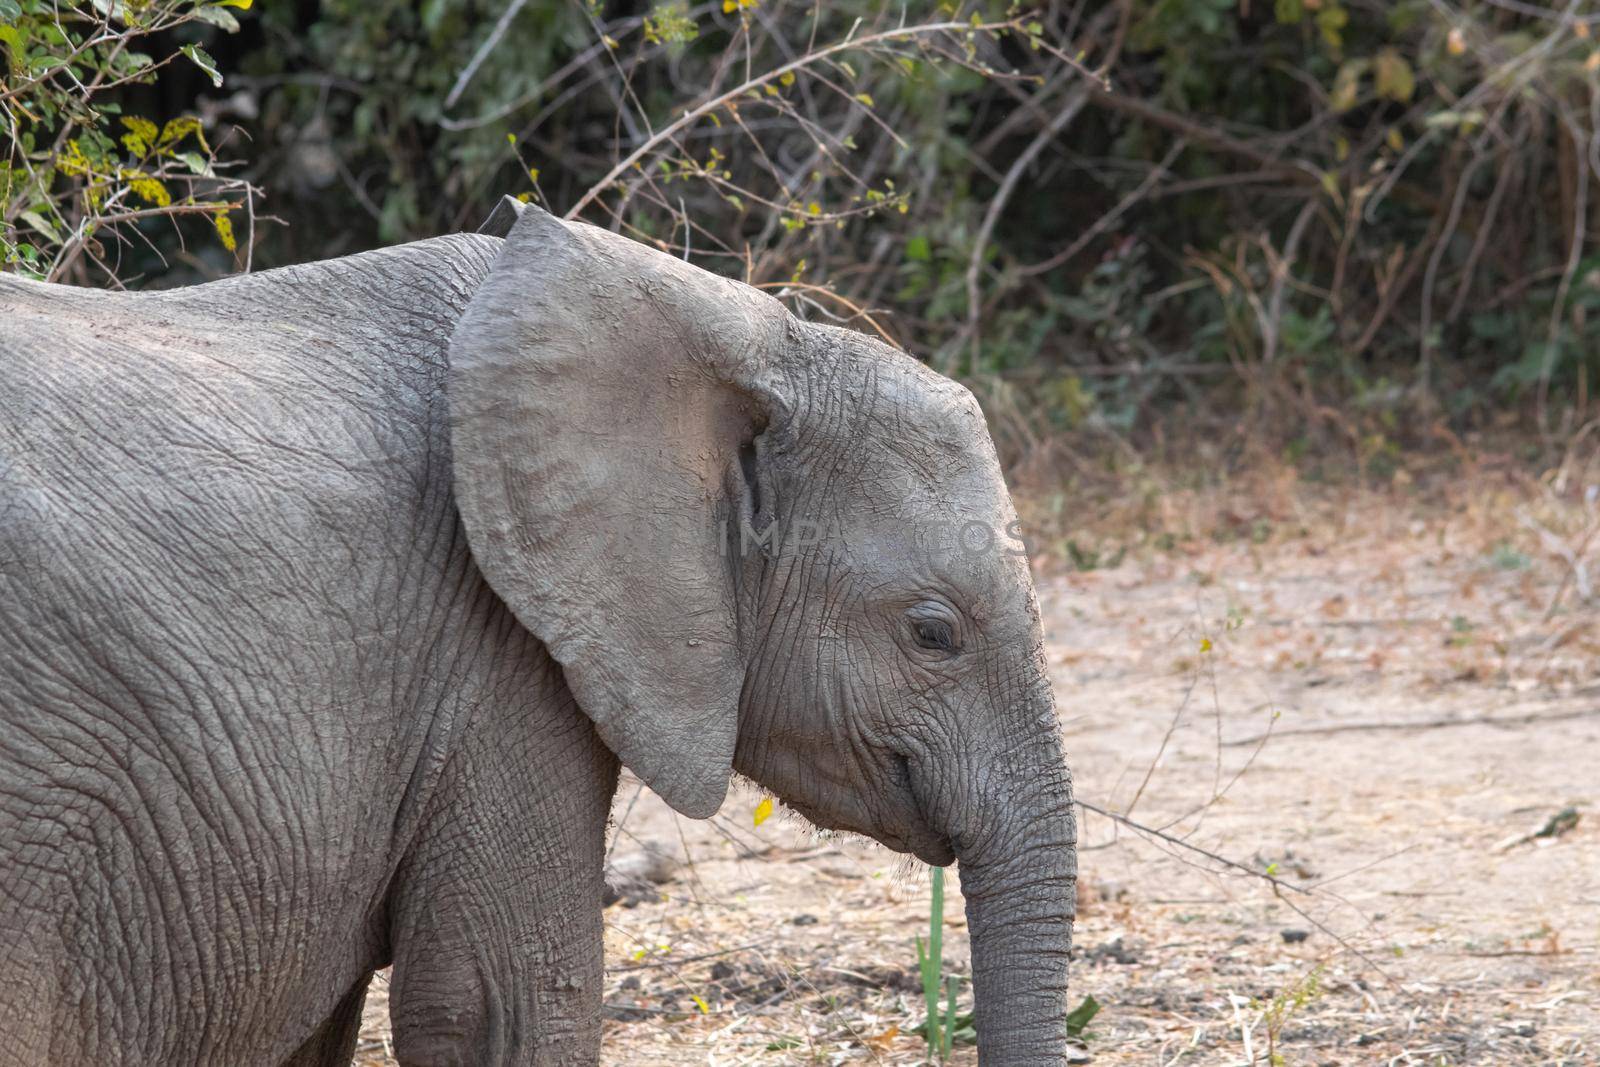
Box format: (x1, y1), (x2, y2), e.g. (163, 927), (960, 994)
(709, 961), (736, 982)
(604, 842), (681, 908)
(1281, 928), (1310, 944)
(1088, 936), (1140, 965)
(619, 975), (641, 991)
(792, 914), (819, 926)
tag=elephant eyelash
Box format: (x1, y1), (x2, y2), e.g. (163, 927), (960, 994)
(738, 437), (763, 516)
(911, 618), (957, 653)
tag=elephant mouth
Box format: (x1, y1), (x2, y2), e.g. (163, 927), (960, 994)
(774, 753), (953, 866)
(892, 754), (956, 867)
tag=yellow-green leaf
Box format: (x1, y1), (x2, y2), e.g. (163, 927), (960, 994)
(753, 796), (774, 826)
(1199, 637), (1213, 653)
(1315, 2), (1348, 48)
(159, 115), (206, 151)
(120, 116), (158, 156)
(691, 994), (709, 1014)
(212, 210), (236, 252)
(1373, 48), (1414, 103)
(1330, 59), (1366, 113)
(121, 169), (171, 207)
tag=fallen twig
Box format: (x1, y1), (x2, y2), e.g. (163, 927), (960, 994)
(1222, 702), (1600, 747)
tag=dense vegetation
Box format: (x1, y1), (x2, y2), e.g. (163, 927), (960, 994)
(5, 0), (1598, 457)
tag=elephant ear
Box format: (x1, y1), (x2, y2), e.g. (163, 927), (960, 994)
(476, 194), (526, 237)
(447, 205), (790, 818)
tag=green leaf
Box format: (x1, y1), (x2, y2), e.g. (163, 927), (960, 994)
(0, 24), (24, 74)
(1065, 994), (1101, 1037)
(18, 210), (58, 241)
(905, 234), (930, 262)
(942, 976), (958, 1058)
(192, 6), (240, 32)
(181, 43), (223, 87)
(0, 0), (22, 22)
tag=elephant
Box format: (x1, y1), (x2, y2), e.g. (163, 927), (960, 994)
(0, 199), (1077, 1065)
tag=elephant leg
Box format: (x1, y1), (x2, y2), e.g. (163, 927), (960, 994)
(385, 680), (618, 1067)
(278, 974), (371, 1067)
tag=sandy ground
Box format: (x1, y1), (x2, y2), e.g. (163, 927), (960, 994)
(354, 481), (1599, 1065)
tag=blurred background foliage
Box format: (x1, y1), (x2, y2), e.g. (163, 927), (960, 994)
(6, 0), (1600, 469)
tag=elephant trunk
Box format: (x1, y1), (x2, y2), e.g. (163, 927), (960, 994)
(955, 709), (1077, 1064)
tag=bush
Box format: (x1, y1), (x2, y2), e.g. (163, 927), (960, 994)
(1, 0), (258, 283)
(9, 0), (1598, 447)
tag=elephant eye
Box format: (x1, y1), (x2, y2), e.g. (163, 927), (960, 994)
(912, 618), (957, 653)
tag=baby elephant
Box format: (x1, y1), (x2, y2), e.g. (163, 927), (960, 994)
(0, 201), (1076, 1065)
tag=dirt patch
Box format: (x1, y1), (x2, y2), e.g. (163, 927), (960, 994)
(355, 479), (1598, 1065)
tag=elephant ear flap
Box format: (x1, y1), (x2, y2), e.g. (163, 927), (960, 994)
(476, 195), (526, 237)
(447, 205), (789, 819)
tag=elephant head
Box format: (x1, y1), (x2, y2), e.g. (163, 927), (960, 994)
(448, 205), (1076, 1063)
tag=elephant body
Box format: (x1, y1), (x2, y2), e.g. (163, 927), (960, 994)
(0, 207), (1077, 1065)
(1, 235), (615, 1064)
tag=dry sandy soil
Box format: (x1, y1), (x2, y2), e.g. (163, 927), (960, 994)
(355, 472), (1599, 1065)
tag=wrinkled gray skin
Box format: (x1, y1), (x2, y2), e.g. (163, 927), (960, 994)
(0, 202), (1075, 1066)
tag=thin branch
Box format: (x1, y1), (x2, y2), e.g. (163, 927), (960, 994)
(564, 19), (1041, 220)
(443, 0), (532, 109)
(1076, 799), (1310, 896)
(961, 85), (1091, 367)
(1221, 701), (1600, 747)
(1020, 138), (1187, 276)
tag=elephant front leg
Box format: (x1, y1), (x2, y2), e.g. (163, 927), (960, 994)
(386, 702), (618, 1067)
